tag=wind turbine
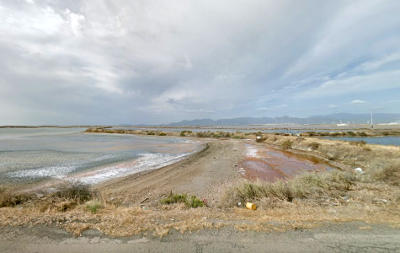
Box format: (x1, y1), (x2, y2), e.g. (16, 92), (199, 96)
(370, 112), (374, 128)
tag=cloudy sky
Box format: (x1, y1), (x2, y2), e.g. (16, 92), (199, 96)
(1, 0), (400, 125)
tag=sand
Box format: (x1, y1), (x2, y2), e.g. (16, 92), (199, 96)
(96, 139), (246, 206)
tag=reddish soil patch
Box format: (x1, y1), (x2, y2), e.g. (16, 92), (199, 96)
(240, 146), (332, 182)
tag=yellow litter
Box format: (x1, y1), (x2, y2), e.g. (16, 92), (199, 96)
(246, 202), (257, 210)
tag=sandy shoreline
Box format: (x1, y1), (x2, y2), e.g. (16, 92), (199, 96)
(95, 140), (246, 206)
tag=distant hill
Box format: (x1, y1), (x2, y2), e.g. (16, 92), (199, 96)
(165, 113), (400, 126)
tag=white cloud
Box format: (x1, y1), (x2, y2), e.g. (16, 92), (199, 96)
(298, 70), (400, 98)
(351, 99), (366, 104)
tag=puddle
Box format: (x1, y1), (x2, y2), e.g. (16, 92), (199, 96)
(239, 145), (333, 182)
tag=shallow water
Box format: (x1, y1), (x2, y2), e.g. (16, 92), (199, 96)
(324, 136), (400, 146)
(0, 128), (201, 184)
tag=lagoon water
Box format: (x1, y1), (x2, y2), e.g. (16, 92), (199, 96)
(324, 136), (400, 146)
(0, 128), (201, 184)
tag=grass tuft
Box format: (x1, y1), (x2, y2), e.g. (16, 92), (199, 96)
(161, 192), (205, 208)
(86, 200), (103, 213)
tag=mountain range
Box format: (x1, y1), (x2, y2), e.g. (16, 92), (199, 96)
(164, 113), (400, 126)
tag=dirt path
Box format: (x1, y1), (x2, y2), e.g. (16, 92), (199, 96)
(1, 222), (399, 253)
(96, 139), (246, 206)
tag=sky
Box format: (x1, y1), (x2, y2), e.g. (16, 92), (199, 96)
(0, 0), (400, 125)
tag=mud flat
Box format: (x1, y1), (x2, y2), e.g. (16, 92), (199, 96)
(239, 144), (333, 182)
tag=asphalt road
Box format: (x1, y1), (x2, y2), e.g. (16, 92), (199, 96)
(1, 222), (399, 253)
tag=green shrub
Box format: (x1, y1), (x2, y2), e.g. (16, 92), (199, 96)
(232, 135), (244, 139)
(196, 132), (210, 138)
(187, 195), (205, 208)
(161, 193), (187, 205)
(160, 192), (205, 208)
(86, 200), (103, 213)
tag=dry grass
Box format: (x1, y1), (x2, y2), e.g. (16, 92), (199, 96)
(308, 142), (320, 150)
(281, 140), (293, 150)
(254, 134), (400, 205)
(0, 187), (36, 207)
(0, 182), (96, 212)
(222, 170), (356, 207)
(52, 183), (94, 203)
(370, 162), (400, 186)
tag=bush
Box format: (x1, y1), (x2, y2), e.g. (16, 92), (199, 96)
(86, 200), (103, 213)
(349, 140), (366, 146)
(161, 192), (205, 208)
(187, 195), (205, 208)
(159, 132), (167, 136)
(308, 142), (320, 150)
(0, 187), (35, 207)
(232, 135), (244, 139)
(281, 140), (293, 150)
(196, 132), (210, 138)
(161, 193), (188, 205)
(52, 183), (94, 203)
(372, 163), (400, 186)
(256, 135), (266, 143)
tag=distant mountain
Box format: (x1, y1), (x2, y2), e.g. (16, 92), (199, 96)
(165, 113), (400, 126)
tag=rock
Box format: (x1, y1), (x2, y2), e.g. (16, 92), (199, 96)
(354, 167), (364, 174)
(374, 198), (388, 204)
